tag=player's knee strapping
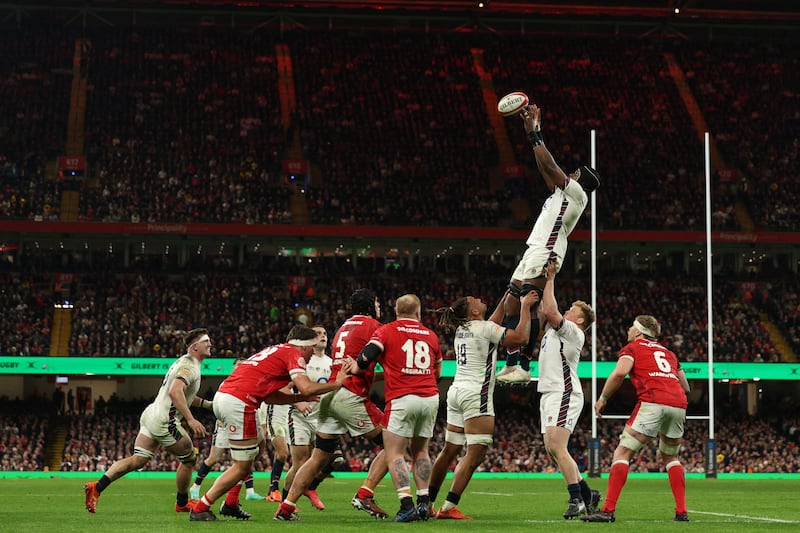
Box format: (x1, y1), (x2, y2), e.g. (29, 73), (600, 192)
(619, 430), (645, 452)
(659, 440), (680, 455)
(445, 430), (466, 446)
(465, 433), (493, 447)
(331, 447), (345, 467)
(134, 446), (155, 460)
(315, 435), (339, 454)
(177, 448), (197, 465)
(230, 443), (259, 461)
(507, 282), (522, 299)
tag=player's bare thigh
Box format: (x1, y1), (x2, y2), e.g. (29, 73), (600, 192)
(132, 431), (160, 455)
(165, 434), (195, 457)
(463, 414), (494, 436)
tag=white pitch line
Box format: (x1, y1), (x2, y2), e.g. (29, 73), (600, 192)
(689, 510), (799, 523)
(470, 491), (515, 497)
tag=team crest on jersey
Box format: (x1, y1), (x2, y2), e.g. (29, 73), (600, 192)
(297, 357), (307, 369)
(228, 424), (237, 432)
(357, 420), (365, 429)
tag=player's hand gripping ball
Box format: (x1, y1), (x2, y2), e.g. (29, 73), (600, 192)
(497, 92), (529, 116)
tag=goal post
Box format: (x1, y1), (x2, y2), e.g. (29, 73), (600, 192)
(587, 131), (717, 478)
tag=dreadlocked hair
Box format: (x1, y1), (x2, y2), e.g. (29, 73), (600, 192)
(437, 297), (471, 333)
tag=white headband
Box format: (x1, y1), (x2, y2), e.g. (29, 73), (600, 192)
(633, 319), (657, 339)
(288, 338), (317, 347)
(191, 333), (210, 347)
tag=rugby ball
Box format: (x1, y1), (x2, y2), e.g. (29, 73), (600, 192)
(497, 92), (529, 117)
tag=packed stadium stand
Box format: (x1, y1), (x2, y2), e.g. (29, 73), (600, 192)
(1, 2), (799, 477)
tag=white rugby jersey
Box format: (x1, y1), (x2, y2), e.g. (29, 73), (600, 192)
(525, 178), (588, 263)
(146, 353), (201, 423)
(305, 353), (333, 384)
(536, 318), (585, 395)
(452, 320), (506, 389)
(295, 352), (332, 420)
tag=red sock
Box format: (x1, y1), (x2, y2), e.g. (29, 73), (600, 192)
(667, 461), (687, 514)
(602, 460), (630, 512)
(356, 486), (374, 499)
(278, 501), (296, 514)
(193, 495), (212, 513)
(225, 481), (243, 506)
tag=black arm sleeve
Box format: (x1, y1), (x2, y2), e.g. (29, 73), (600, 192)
(357, 343), (382, 370)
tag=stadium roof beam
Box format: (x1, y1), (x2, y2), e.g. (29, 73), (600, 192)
(1, 2), (799, 33)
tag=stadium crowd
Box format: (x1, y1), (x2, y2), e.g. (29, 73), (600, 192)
(1, 28), (798, 232)
(0, 412), (48, 471)
(0, 396), (796, 474)
(0, 260), (788, 363)
(1, 12), (799, 498)
(676, 40), (800, 232)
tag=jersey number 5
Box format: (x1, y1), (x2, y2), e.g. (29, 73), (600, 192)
(333, 331), (349, 360)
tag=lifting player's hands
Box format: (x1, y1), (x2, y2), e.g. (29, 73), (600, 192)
(520, 290), (539, 309)
(520, 104), (541, 134)
(543, 259), (558, 281)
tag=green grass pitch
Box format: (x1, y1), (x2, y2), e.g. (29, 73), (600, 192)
(3, 475), (799, 532)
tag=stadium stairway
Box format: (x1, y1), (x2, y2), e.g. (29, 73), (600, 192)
(275, 42), (311, 224)
(59, 190), (80, 221)
(276, 43), (297, 138)
(49, 307), (72, 356)
(471, 48), (530, 226)
(46, 416), (69, 471)
(733, 201), (756, 232)
(470, 50), (516, 177)
(66, 38), (89, 157)
(760, 313), (796, 362)
(290, 192), (310, 224)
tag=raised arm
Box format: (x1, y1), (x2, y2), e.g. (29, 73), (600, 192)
(522, 104), (568, 191)
(503, 291), (539, 347)
(540, 260), (563, 329)
(487, 291), (510, 326)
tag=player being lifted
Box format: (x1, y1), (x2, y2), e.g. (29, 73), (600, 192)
(498, 103), (600, 384)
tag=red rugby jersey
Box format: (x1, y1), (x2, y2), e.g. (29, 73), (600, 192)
(618, 338), (687, 409)
(370, 318), (442, 402)
(218, 343), (306, 408)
